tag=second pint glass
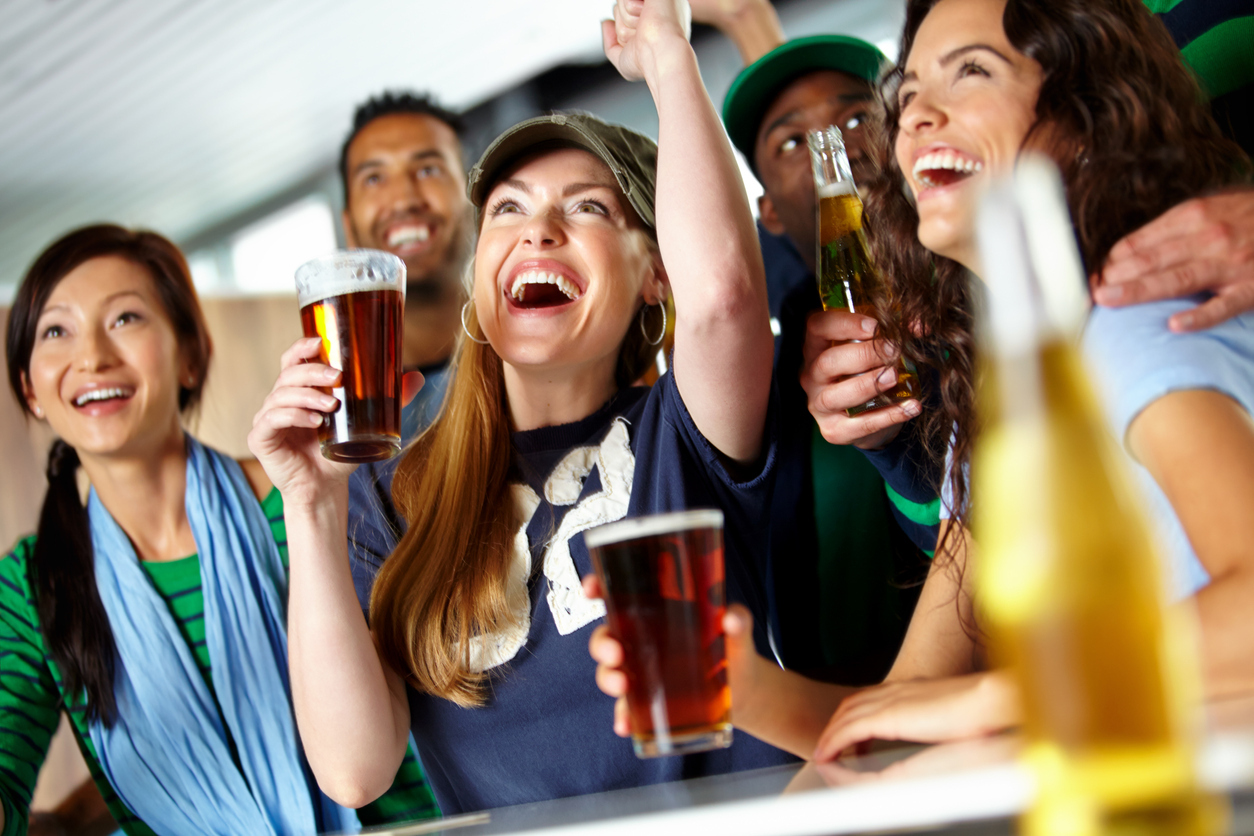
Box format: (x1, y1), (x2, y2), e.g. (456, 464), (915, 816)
(295, 250), (405, 463)
(585, 510), (732, 758)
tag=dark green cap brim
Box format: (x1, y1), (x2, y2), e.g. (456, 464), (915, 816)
(722, 35), (889, 169)
(467, 112), (658, 231)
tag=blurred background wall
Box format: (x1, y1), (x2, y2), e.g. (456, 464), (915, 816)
(0, 0), (905, 811)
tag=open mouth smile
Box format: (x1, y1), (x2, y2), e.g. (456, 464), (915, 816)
(912, 150), (983, 189)
(506, 269), (584, 310)
(384, 223), (434, 252)
(73, 386), (135, 407)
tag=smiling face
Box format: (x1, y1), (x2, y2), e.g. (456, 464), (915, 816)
(895, 0), (1044, 271)
(343, 113), (470, 286)
(23, 256), (188, 459)
(754, 70), (874, 271)
(473, 147), (664, 381)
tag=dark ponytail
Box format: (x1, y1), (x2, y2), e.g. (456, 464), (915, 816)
(6, 224), (212, 724)
(33, 441), (118, 724)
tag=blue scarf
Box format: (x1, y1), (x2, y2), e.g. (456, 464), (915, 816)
(87, 437), (360, 836)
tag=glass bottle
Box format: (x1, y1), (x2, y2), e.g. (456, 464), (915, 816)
(807, 125), (918, 416)
(972, 156), (1219, 836)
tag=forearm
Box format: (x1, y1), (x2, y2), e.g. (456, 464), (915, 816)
(708, 0), (785, 65)
(1192, 572), (1254, 698)
(644, 37), (773, 459)
(733, 657), (854, 759)
(285, 490), (409, 806)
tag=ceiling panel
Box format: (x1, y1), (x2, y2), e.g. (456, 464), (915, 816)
(0, 0), (610, 298)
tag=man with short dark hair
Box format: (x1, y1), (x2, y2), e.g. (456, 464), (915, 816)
(339, 91), (471, 435)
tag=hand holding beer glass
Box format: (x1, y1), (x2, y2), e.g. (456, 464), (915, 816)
(295, 250), (405, 463)
(585, 510), (733, 758)
(807, 126), (918, 416)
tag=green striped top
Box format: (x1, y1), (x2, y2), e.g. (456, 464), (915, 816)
(0, 488), (439, 836)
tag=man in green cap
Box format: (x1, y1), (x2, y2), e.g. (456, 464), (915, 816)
(695, 0), (1254, 688)
(716, 31), (936, 687)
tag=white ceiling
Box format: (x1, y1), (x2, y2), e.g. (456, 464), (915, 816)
(0, 0), (612, 299)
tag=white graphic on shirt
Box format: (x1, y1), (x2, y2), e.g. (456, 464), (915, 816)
(467, 483), (539, 673)
(467, 419), (634, 672)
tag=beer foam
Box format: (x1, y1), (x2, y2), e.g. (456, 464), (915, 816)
(818, 181), (859, 199)
(584, 509), (725, 548)
(295, 250), (406, 308)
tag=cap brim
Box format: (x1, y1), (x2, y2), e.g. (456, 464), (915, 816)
(469, 117), (616, 207)
(722, 35), (889, 166)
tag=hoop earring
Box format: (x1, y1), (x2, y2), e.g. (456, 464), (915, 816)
(461, 300), (490, 345)
(640, 301), (666, 346)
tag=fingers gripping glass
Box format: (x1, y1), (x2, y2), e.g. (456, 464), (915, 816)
(586, 510), (732, 758)
(295, 250), (406, 463)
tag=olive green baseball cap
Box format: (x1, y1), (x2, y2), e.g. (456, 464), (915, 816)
(467, 112), (658, 231)
(722, 35), (889, 170)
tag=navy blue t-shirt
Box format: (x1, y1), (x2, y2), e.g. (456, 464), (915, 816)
(347, 372), (795, 815)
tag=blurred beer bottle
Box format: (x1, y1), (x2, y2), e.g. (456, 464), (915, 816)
(972, 157), (1220, 836)
(806, 126), (917, 416)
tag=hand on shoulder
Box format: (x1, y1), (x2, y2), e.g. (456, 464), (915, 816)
(1095, 189), (1254, 332)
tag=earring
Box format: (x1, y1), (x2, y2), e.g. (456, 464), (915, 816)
(32, 405), (43, 418)
(640, 301), (666, 346)
(461, 300), (490, 345)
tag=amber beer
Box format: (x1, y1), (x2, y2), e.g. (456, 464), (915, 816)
(974, 160), (1218, 836)
(585, 510), (732, 758)
(295, 251), (405, 463)
(809, 127), (917, 415)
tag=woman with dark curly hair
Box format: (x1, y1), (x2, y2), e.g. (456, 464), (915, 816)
(810, 0), (1254, 757)
(588, 0), (1254, 763)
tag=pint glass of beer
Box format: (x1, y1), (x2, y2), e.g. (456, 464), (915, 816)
(584, 510), (732, 758)
(295, 250), (405, 463)
(807, 125), (918, 415)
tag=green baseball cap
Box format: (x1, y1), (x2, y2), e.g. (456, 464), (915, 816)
(467, 112), (658, 231)
(722, 35), (890, 170)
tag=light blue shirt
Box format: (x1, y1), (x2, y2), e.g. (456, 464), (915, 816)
(1082, 295), (1254, 598)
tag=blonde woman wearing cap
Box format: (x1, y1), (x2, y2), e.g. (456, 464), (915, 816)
(249, 0), (793, 815)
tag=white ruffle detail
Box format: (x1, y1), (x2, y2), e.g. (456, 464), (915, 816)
(543, 419), (634, 635)
(545, 445), (600, 506)
(467, 483), (541, 673)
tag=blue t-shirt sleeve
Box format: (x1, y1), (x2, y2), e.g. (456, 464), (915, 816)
(346, 457), (404, 619)
(633, 370), (779, 656)
(1083, 297), (1254, 441)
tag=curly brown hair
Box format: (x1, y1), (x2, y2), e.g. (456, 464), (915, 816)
(863, 0), (1250, 560)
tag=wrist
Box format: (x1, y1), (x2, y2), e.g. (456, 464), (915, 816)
(640, 33), (699, 91)
(721, 0), (785, 64)
(281, 483), (349, 527)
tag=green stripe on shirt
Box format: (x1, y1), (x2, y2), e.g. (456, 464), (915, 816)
(0, 487), (438, 836)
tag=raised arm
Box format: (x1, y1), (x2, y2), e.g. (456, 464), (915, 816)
(688, 0), (785, 65)
(248, 338), (411, 806)
(605, 0), (774, 464)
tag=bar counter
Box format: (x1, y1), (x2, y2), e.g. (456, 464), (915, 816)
(352, 695), (1254, 836)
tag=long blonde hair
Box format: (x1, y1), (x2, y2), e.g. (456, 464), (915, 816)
(371, 259), (665, 706)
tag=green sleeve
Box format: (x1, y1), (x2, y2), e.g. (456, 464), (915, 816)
(0, 538), (67, 836)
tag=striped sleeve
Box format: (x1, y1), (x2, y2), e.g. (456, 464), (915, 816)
(0, 537), (67, 836)
(356, 746), (441, 826)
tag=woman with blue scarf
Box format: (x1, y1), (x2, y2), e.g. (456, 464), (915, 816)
(0, 225), (437, 836)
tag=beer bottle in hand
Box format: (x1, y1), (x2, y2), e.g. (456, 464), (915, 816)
(806, 126), (917, 415)
(972, 157), (1219, 836)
